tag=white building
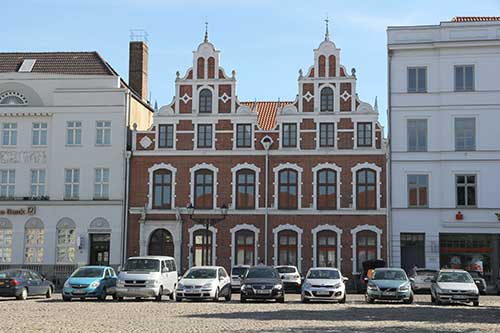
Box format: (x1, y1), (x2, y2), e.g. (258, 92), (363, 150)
(0, 47), (152, 284)
(388, 17), (500, 288)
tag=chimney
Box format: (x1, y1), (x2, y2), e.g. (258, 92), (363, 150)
(129, 37), (148, 101)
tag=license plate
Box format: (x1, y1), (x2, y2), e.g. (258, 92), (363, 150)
(73, 290), (86, 295)
(453, 295), (467, 299)
(316, 291), (330, 296)
(256, 290), (270, 294)
(185, 290), (200, 294)
(383, 291), (396, 296)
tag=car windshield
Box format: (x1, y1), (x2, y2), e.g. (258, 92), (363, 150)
(124, 259), (160, 272)
(72, 267), (104, 278)
(467, 271), (481, 278)
(307, 269), (340, 279)
(437, 272), (473, 283)
(0, 270), (21, 279)
(372, 270), (407, 281)
(184, 268), (216, 279)
(246, 268), (278, 279)
(276, 267), (296, 274)
(416, 270), (437, 277)
(232, 267), (249, 276)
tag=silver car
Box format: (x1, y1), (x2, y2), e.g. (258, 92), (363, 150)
(410, 269), (437, 293)
(430, 269), (479, 306)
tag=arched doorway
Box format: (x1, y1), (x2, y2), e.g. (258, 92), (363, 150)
(148, 229), (174, 257)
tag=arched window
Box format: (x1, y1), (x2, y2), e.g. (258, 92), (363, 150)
(148, 229), (174, 257)
(320, 87), (334, 112)
(197, 57), (205, 79)
(317, 169), (337, 210)
(195, 169), (213, 209)
(318, 55), (326, 77)
(328, 55), (336, 77)
(0, 91), (27, 105)
(24, 218), (44, 264)
(199, 89), (212, 113)
(278, 169), (298, 209)
(207, 57), (215, 79)
(356, 169), (377, 210)
(317, 230), (337, 267)
(193, 229), (212, 266)
(56, 218), (76, 264)
(235, 229), (255, 265)
(278, 230), (298, 266)
(356, 230), (377, 272)
(236, 169), (255, 209)
(0, 219), (12, 263)
(153, 169), (172, 209)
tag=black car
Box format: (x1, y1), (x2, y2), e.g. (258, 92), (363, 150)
(240, 266), (285, 303)
(467, 271), (487, 295)
(0, 269), (54, 300)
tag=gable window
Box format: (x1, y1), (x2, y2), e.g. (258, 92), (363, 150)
(408, 174), (428, 208)
(66, 121), (82, 145)
(197, 124), (213, 148)
(64, 169), (80, 200)
(32, 123), (47, 146)
(235, 229), (255, 266)
(319, 123), (335, 147)
(152, 169), (172, 209)
(282, 123), (297, 148)
(194, 169), (213, 209)
(455, 118), (476, 151)
(278, 169), (298, 209)
(407, 119), (427, 152)
(236, 169), (255, 209)
(317, 169), (337, 210)
(356, 169), (376, 210)
(320, 87), (334, 112)
(96, 121), (111, 145)
(236, 124), (252, 148)
(30, 169), (46, 197)
(158, 124), (174, 148)
(94, 168), (110, 200)
(357, 122), (372, 147)
(456, 175), (476, 207)
(199, 89), (212, 113)
(2, 123), (17, 146)
(278, 230), (298, 266)
(317, 230), (337, 267)
(0, 170), (15, 198)
(455, 65), (474, 91)
(407, 67), (427, 93)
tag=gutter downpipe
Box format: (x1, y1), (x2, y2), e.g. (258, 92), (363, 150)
(387, 46), (393, 267)
(122, 90), (131, 266)
(264, 146), (269, 265)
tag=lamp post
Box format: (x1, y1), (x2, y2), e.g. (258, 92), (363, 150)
(260, 136), (273, 266)
(187, 203), (228, 266)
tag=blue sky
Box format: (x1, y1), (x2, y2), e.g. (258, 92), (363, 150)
(4, 0), (500, 127)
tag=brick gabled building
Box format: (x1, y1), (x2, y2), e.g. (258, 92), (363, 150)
(127, 26), (387, 282)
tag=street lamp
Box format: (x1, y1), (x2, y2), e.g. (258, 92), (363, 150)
(186, 203), (228, 266)
(260, 136), (273, 266)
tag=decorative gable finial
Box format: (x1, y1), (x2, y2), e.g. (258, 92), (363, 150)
(204, 20), (209, 43)
(324, 14), (330, 41)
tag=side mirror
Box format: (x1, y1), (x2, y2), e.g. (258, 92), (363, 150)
(162, 268), (169, 273)
(219, 276), (224, 281)
(363, 277), (369, 282)
(409, 278), (415, 283)
(342, 277), (349, 282)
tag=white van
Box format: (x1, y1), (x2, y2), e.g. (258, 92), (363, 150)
(115, 256), (178, 301)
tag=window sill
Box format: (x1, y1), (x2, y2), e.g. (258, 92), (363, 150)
(65, 144), (83, 147)
(93, 198), (110, 201)
(406, 91), (428, 94)
(63, 198), (80, 201)
(31, 145), (48, 148)
(95, 144), (112, 147)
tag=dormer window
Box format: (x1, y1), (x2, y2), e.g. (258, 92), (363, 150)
(320, 87), (334, 112)
(199, 89), (212, 113)
(0, 91), (27, 106)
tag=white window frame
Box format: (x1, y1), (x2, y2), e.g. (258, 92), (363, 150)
(231, 163), (260, 210)
(30, 169), (46, 197)
(56, 218), (77, 264)
(454, 116), (477, 151)
(64, 168), (80, 200)
(312, 163), (342, 210)
(190, 163), (218, 210)
(0, 169), (15, 198)
(272, 224), (303, 272)
(2, 123), (17, 146)
(406, 118), (428, 152)
(273, 163), (303, 209)
(351, 162), (382, 210)
(188, 224), (217, 267)
(195, 123), (214, 149)
(32, 122), (48, 146)
(311, 224), (343, 268)
(230, 224), (260, 266)
(96, 121), (111, 146)
(351, 224), (383, 274)
(94, 168), (110, 200)
(24, 218), (44, 264)
(66, 121), (82, 146)
(0, 218), (13, 264)
(147, 163), (177, 209)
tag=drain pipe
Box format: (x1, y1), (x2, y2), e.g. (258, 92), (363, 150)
(387, 47), (393, 267)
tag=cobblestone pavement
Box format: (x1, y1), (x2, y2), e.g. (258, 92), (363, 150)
(0, 293), (499, 333)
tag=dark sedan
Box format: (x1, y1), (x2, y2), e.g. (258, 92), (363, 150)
(240, 266), (284, 303)
(0, 269), (54, 300)
(467, 271), (487, 295)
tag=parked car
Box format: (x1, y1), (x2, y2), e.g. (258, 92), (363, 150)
(240, 266), (284, 303)
(275, 265), (301, 292)
(466, 270), (487, 295)
(0, 269), (54, 300)
(231, 265), (250, 291)
(115, 256), (178, 301)
(176, 266), (231, 302)
(62, 266), (117, 301)
(410, 268), (438, 293)
(430, 269), (479, 306)
(301, 267), (347, 303)
(365, 268), (414, 304)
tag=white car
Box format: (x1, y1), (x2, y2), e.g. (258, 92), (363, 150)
(115, 256), (178, 301)
(231, 265), (250, 290)
(431, 269), (479, 306)
(275, 265), (302, 291)
(301, 267), (347, 303)
(176, 266), (231, 302)
(410, 268), (438, 293)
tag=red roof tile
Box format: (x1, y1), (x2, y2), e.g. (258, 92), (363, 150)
(0, 52), (114, 75)
(241, 101), (293, 131)
(451, 16), (500, 22)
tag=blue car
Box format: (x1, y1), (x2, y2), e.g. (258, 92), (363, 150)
(63, 266), (117, 301)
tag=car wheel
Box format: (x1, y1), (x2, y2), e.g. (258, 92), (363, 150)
(339, 294), (346, 304)
(431, 295), (436, 303)
(176, 296), (183, 302)
(301, 297), (309, 303)
(365, 294), (374, 304)
(225, 290), (232, 302)
(155, 287), (163, 302)
(98, 288), (107, 301)
(277, 296), (285, 303)
(403, 293), (414, 304)
(240, 296), (246, 303)
(112, 294), (118, 301)
(169, 287), (176, 301)
(117, 296), (124, 301)
(62, 295), (71, 302)
(16, 288), (28, 301)
(213, 288), (219, 302)
(46, 286), (53, 299)
(473, 301), (479, 307)
(80, 297), (85, 301)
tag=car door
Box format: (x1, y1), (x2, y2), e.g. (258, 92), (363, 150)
(108, 268), (117, 288)
(218, 268), (230, 296)
(27, 271), (43, 295)
(167, 260), (177, 291)
(160, 260), (169, 293)
(103, 268), (111, 290)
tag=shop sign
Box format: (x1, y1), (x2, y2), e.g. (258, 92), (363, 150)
(0, 206), (36, 216)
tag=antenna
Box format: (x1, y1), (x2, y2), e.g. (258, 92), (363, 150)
(130, 29), (149, 43)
